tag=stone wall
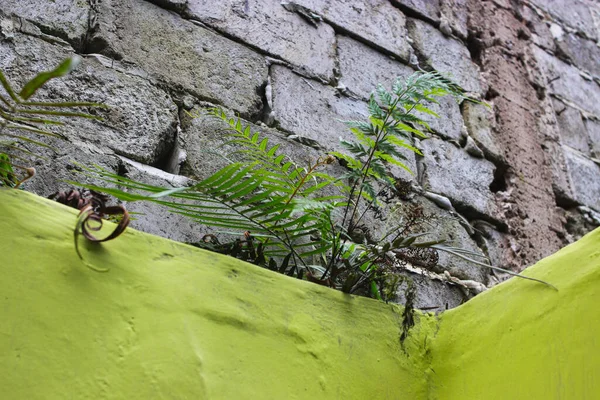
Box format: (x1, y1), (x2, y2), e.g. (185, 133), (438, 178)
(1, 0), (598, 309)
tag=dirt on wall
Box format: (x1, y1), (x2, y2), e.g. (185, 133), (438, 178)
(467, 0), (567, 270)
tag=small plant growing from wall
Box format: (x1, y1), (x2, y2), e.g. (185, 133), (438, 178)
(80, 71), (554, 297)
(0, 56), (99, 187)
(0, 57), (129, 265)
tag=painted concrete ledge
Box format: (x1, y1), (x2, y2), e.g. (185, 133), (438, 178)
(0, 189), (433, 399)
(430, 220), (600, 399)
(0, 189), (599, 399)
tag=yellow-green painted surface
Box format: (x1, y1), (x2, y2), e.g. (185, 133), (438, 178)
(429, 225), (600, 399)
(0, 189), (433, 399)
(1, 189), (599, 399)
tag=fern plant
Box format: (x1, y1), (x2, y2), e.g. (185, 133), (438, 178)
(80, 71), (555, 294)
(0, 56), (104, 187)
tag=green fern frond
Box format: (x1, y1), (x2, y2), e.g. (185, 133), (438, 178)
(0, 56), (106, 187)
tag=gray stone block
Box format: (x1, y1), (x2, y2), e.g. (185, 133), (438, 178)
(270, 65), (368, 150)
(116, 160), (206, 244)
(407, 18), (482, 94)
(0, 33), (178, 166)
(562, 145), (600, 211)
(534, 46), (600, 117)
(462, 102), (504, 162)
(585, 119), (600, 159)
(544, 140), (575, 206)
(390, 0), (441, 23)
(337, 35), (414, 100)
(180, 106), (341, 181)
(183, 0), (336, 80)
(289, 0), (411, 62)
(270, 65), (418, 179)
(517, 4), (555, 50)
(337, 36), (463, 141)
(440, 0), (468, 39)
(420, 97), (463, 141)
(530, 0), (598, 41)
(0, 0), (89, 49)
(394, 271), (467, 312)
(418, 197), (490, 283)
(556, 33), (600, 78)
(420, 138), (496, 218)
(373, 197), (490, 283)
(91, 0), (267, 117)
(552, 99), (591, 155)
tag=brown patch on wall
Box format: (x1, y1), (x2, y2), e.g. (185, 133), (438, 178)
(466, 0), (565, 270)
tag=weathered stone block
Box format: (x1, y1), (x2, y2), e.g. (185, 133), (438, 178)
(420, 138), (496, 218)
(544, 140), (575, 206)
(337, 36), (463, 141)
(556, 33), (600, 78)
(462, 102), (504, 162)
(180, 106), (341, 181)
(530, 0), (598, 41)
(585, 119), (600, 158)
(270, 65), (367, 150)
(552, 99), (590, 155)
(517, 3), (555, 50)
(270, 65), (417, 179)
(371, 197), (490, 283)
(389, 0), (441, 23)
(116, 158), (206, 244)
(91, 0), (267, 116)
(407, 18), (482, 94)
(337, 35), (414, 100)
(420, 97), (464, 141)
(394, 272), (466, 313)
(563, 145), (600, 211)
(418, 197), (490, 283)
(182, 1), (336, 80)
(441, 0), (468, 39)
(0, 0), (89, 49)
(0, 33), (178, 166)
(290, 0), (411, 62)
(534, 46), (600, 117)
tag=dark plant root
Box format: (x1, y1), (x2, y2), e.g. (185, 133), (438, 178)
(400, 279), (416, 349)
(49, 189), (130, 271)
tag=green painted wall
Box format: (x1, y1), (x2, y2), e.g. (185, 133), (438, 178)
(429, 223), (600, 399)
(1, 189), (598, 399)
(0, 189), (433, 399)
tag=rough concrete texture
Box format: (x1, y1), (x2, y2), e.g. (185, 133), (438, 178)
(407, 18), (482, 93)
(2, 0), (600, 308)
(467, 0), (575, 270)
(90, 0), (267, 117)
(183, 1), (337, 81)
(290, 0), (412, 62)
